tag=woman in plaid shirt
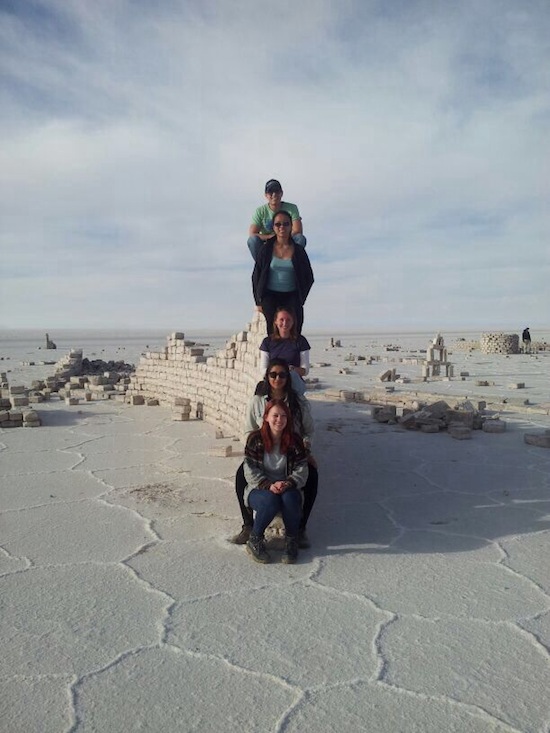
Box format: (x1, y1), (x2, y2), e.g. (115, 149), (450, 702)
(243, 399), (308, 565)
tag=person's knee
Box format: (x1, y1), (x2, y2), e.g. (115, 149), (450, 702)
(247, 236), (262, 260)
(292, 233), (306, 248)
(282, 489), (302, 509)
(250, 490), (278, 511)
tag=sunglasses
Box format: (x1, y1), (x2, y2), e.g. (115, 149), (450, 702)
(273, 222), (290, 228)
(268, 371), (288, 379)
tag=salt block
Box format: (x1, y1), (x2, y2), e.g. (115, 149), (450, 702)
(398, 414), (417, 429)
(508, 383), (525, 389)
(209, 445), (232, 457)
(172, 411), (190, 421)
(524, 433), (550, 448)
(421, 424), (440, 433)
(174, 397), (191, 406)
(340, 390), (356, 401)
(146, 398), (159, 406)
(130, 395), (145, 405)
(373, 406), (397, 423)
(482, 420), (506, 433)
(446, 410), (474, 428)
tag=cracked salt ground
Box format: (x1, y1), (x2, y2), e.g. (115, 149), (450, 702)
(2, 396), (550, 732)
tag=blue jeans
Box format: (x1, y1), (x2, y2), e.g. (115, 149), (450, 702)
(248, 488), (302, 537)
(247, 233), (307, 261)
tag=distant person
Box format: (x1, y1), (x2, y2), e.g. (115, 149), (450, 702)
(243, 399), (308, 564)
(252, 209), (314, 335)
(522, 327), (531, 353)
(247, 179), (306, 261)
(260, 307), (310, 395)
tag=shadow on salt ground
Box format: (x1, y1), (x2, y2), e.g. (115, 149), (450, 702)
(306, 400), (550, 557)
(37, 407), (117, 428)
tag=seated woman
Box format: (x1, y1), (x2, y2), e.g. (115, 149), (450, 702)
(260, 307), (310, 395)
(252, 209), (314, 335)
(231, 358), (318, 549)
(244, 399), (308, 564)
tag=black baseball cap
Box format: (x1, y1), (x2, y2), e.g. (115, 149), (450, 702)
(265, 179), (282, 193)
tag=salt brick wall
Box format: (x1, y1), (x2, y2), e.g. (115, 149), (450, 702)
(126, 311), (267, 436)
(480, 333), (520, 355)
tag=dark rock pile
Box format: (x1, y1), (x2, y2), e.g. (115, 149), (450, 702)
(80, 358), (135, 376)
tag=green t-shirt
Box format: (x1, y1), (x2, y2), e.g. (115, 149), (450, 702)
(251, 202), (301, 235)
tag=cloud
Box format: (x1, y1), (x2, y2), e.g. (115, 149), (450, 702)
(1, 0), (549, 331)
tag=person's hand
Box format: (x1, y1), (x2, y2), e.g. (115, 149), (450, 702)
(270, 481), (287, 494)
(255, 305), (263, 313)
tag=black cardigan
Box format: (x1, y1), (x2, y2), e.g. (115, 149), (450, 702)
(251, 238), (314, 306)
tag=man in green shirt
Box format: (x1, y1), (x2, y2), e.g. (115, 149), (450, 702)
(247, 179), (306, 260)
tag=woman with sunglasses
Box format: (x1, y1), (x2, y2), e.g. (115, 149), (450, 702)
(252, 209), (314, 335)
(259, 307), (310, 396)
(231, 358), (318, 549)
(243, 399), (308, 564)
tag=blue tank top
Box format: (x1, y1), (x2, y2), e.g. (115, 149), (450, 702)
(267, 256), (296, 292)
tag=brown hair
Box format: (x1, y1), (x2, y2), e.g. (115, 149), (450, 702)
(260, 399), (294, 453)
(272, 307), (298, 341)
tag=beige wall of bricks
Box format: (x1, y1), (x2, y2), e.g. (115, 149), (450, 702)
(126, 311), (267, 436)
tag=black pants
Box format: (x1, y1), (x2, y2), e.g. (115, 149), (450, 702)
(235, 461), (318, 531)
(261, 290), (304, 335)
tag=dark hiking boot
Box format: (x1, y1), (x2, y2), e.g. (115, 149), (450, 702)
(231, 524), (252, 545)
(298, 529), (311, 549)
(281, 536), (299, 564)
(246, 534), (271, 564)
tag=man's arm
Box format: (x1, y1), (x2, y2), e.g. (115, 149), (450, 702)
(249, 223), (275, 241)
(291, 218), (303, 236)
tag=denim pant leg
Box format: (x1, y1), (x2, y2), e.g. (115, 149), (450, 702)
(248, 489), (282, 535)
(290, 370), (306, 395)
(247, 235), (263, 261)
(292, 233), (307, 249)
(280, 489), (302, 538)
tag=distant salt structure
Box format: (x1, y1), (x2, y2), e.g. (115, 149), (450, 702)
(422, 334), (454, 380)
(480, 333), (520, 354)
(45, 333), (57, 349)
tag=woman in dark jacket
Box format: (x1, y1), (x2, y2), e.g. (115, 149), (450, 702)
(252, 209), (314, 335)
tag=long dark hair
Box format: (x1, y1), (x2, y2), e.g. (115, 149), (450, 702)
(260, 399), (294, 453)
(255, 358), (304, 433)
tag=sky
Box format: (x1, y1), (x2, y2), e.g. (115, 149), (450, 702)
(1, 0), (549, 333)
